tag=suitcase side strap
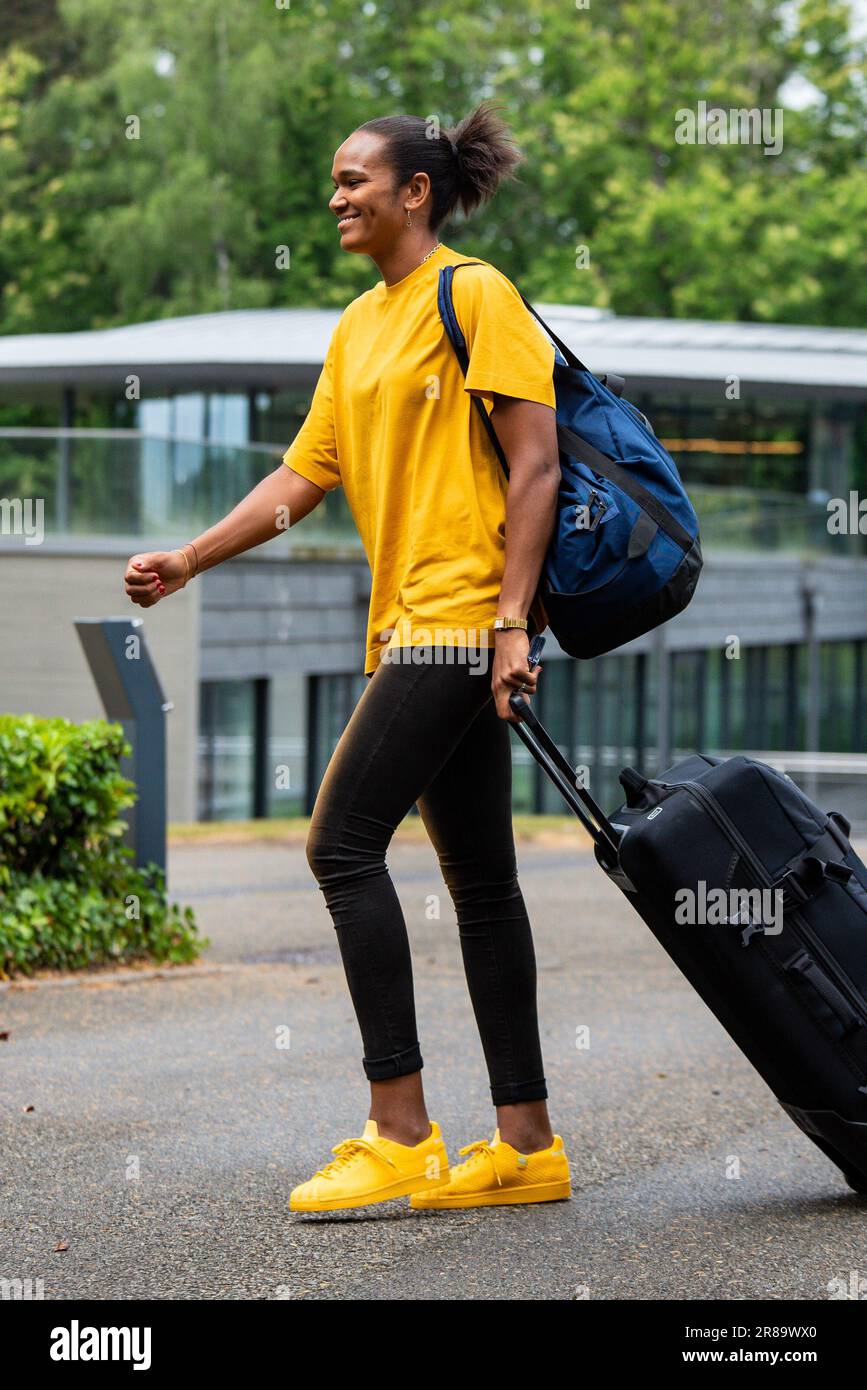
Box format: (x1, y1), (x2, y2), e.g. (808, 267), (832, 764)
(758, 918), (867, 1083)
(771, 828), (854, 913)
(785, 950), (865, 1035)
(678, 779), (867, 1086)
(758, 924), (867, 1086)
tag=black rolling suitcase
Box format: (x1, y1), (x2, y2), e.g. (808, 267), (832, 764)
(510, 691), (867, 1193)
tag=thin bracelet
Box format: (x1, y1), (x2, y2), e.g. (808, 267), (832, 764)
(187, 540), (200, 576)
(174, 548), (191, 586)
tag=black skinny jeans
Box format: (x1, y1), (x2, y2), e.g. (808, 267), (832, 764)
(305, 647), (548, 1107)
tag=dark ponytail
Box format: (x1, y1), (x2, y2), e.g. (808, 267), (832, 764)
(357, 103), (523, 232)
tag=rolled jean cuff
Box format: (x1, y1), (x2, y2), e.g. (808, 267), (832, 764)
(490, 1076), (549, 1106)
(363, 1042), (424, 1081)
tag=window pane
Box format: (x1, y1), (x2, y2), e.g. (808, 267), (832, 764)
(267, 674), (307, 817)
(198, 681), (256, 821)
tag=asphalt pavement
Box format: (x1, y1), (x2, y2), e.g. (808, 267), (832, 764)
(2, 832), (866, 1301)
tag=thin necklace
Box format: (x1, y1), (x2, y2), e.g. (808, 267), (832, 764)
(384, 242), (442, 289)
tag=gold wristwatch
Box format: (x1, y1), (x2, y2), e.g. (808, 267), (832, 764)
(493, 616), (528, 631)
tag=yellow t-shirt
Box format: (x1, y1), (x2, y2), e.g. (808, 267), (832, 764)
(282, 243), (556, 675)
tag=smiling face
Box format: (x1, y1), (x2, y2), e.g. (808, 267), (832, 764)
(329, 130), (430, 256)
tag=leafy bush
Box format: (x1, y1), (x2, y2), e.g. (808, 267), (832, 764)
(0, 714), (206, 977)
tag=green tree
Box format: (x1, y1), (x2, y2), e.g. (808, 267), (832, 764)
(0, 0), (864, 332)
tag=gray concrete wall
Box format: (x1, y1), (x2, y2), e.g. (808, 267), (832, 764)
(627, 552), (867, 652)
(0, 543), (200, 821)
(199, 547), (867, 667)
(3, 541), (866, 826)
(199, 543), (371, 680)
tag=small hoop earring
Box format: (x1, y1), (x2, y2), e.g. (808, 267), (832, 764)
(406, 209), (412, 229)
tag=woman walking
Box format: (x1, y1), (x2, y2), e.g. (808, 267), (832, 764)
(125, 103), (570, 1212)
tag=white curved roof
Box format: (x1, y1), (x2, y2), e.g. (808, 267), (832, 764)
(1, 304), (866, 394)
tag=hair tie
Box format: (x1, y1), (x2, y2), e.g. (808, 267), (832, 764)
(448, 137), (460, 160)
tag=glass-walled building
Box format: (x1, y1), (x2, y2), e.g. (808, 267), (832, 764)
(2, 305), (866, 826)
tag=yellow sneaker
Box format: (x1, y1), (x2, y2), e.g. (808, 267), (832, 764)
(410, 1129), (571, 1209)
(289, 1119), (450, 1212)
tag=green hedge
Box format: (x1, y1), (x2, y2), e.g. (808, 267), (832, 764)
(0, 714), (206, 977)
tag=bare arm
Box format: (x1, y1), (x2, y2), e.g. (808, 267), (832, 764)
(124, 463), (327, 607)
(486, 396), (560, 722)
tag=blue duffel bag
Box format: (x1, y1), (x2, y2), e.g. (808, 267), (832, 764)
(438, 262), (703, 659)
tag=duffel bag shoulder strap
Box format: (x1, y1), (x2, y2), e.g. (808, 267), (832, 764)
(513, 291), (590, 373)
(437, 261), (512, 480)
(516, 290), (626, 395)
(438, 261), (604, 472)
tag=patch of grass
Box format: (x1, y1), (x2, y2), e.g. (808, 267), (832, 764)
(169, 814), (594, 847)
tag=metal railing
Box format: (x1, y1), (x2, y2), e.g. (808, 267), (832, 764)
(0, 428), (361, 548)
(686, 484), (866, 556)
(512, 741), (867, 833)
(0, 428), (863, 557)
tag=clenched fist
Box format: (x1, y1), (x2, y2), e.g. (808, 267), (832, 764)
(124, 550), (189, 608)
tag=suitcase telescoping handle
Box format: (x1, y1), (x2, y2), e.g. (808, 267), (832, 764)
(508, 640), (622, 863)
